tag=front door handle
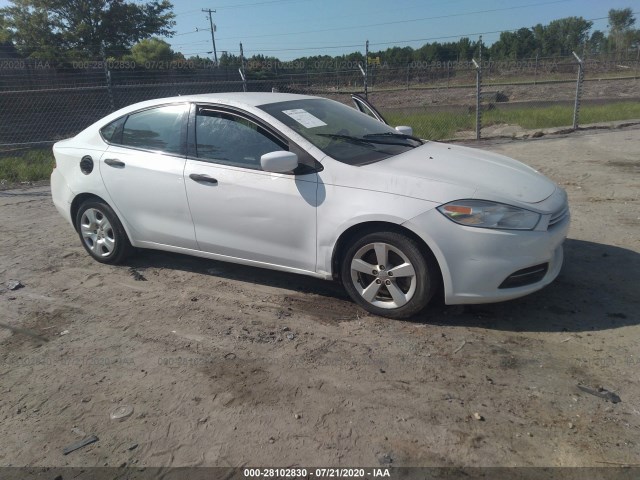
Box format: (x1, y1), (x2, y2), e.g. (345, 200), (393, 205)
(189, 174), (218, 185)
(104, 158), (125, 168)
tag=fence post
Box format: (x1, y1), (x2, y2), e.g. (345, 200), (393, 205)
(534, 53), (538, 85)
(406, 63), (410, 90)
(104, 67), (116, 111)
(364, 40), (369, 99)
(572, 51), (584, 130)
(239, 42), (247, 92)
(473, 58), (482, 140)
(101, 44), (115, 111)
(358, 63), (367, 97)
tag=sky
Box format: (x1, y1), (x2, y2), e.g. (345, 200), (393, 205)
(160, 0), (638, 60)
(1, 0), (638, 60)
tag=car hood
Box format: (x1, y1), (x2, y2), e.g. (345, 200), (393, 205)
(360, 142), (557, 204)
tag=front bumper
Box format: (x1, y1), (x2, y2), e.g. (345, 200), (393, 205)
(404, 206), (570, 305)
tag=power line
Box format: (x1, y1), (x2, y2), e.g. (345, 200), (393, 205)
(367, 14), (626, 48)
(172, 0), (311, 21)
(208, 12), (630, 56)
(213, 0), (311, 10)
(6, 10), (631, 57)
(213, 0), (576, 42)
(168, 0), (471, 45)
(172, 8), (202, 16)
(171, 28), (211, 38)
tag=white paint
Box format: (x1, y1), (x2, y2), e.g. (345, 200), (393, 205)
(51, 92), (570, 310)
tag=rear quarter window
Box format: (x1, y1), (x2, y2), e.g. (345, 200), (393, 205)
(100, 117), (125, 143)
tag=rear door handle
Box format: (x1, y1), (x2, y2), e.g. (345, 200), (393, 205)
(189, 174), (218, 185)
(104, 158), (125, 168)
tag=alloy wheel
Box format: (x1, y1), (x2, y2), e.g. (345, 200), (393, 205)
(350, 242), (417, 309)
(80, 208), (115, 257)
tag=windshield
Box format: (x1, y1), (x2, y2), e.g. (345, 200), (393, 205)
(258, 98), (422, 166)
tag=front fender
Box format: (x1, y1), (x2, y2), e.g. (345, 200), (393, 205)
(316, 181), (437, 276)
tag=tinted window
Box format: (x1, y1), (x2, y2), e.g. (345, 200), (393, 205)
(100, 117), (125, 143)
(195, 108), (285, 169)
(121, 104), (186, 154)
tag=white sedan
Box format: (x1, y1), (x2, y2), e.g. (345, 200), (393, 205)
(51, 93), (569, 318)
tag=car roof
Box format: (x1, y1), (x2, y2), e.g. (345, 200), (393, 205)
(146, 92), (318, 107)
(75, 92), (329, 142)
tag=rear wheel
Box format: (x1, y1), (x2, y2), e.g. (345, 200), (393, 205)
(340, 231), (438, 319)
(75, 200), (132, 264)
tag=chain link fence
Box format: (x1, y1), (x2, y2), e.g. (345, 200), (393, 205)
(1, 53), (639, 182)
(368, 54), (640, 141)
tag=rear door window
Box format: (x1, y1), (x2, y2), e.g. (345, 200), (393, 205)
(120, 104), (187, 155)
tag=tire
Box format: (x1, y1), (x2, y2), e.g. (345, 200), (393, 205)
(340, 231), (438, 319)
(75, 200), (132, 264)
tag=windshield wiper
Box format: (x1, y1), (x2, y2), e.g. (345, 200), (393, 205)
(363, 132), (423, 144)
(316, 133), (375, 145)
(316, 133), (418, 148)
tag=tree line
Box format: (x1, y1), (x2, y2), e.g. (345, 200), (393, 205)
(0, 1), (638, 69)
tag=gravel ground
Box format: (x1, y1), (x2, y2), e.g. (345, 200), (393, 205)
(0, 126), (639, 468)
(366, 78), (640, 110)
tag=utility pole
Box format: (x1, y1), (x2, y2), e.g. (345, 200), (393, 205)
(202, 8), (218, 65)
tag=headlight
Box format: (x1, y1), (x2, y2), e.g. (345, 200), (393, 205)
(437, 200), (540, 230)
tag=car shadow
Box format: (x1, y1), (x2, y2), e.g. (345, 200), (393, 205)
(125, 238), (639, 333)
(125, 249), (359, 324)
(126, 249), (349, 300)
(419, 238), (640, 333)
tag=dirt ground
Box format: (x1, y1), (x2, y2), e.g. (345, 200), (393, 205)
(1, 126), (639, 469)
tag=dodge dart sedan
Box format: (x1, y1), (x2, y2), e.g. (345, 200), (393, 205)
(51, 92), (570, 318)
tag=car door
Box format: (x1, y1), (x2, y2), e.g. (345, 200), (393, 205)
(351, 94), (388, 124)
(183, 104), (319, 272)
(99, 103), (198, 249)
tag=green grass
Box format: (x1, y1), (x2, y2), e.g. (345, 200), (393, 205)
(384, 101), (640, 140)
(385, 111), (475, 140)
(483, 104), (574, 129)
(580, 102), (640, 124)
(0, 149), (55, 184)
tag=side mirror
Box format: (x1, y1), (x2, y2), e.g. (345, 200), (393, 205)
(260, 151), (299, 173)
(395, 126), (413, 136)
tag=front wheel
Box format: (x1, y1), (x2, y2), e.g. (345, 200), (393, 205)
(340, 231), (438, 319)
(75, 200), (132, 264)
